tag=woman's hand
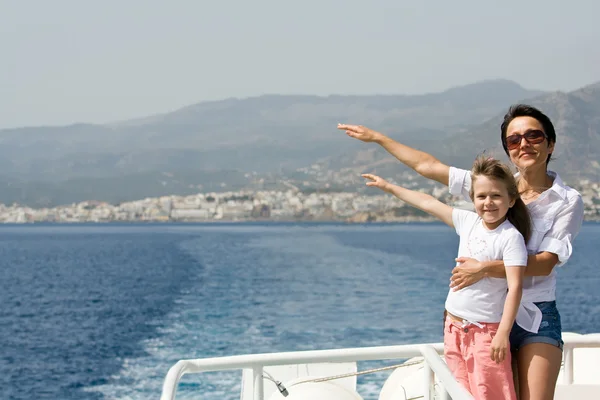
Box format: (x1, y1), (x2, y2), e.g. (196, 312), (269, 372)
(450, 257), (486, 291)
(490, 331), (509, 363)
(337, 124), (383, 143)
(361, 173), (391, 192)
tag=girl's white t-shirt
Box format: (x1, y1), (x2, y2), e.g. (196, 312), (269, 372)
(445, 208), (528, 324)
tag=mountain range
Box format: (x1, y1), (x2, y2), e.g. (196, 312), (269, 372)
(1, 79), (598, 207)
(327, 81), (600, 187)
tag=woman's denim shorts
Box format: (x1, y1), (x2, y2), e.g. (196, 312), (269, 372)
(510, 301), (563, 351)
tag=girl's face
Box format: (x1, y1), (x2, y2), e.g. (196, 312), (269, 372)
(505, 116), (554, 173)
(472, 175), (515, 230)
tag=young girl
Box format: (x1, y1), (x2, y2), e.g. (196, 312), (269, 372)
(362, 156), (532, 400)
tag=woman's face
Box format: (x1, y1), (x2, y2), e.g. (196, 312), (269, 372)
(505, 116), (554, 172)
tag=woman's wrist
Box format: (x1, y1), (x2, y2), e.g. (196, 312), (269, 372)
(372, 132), (387, 144)
(479, 261), (490, 276)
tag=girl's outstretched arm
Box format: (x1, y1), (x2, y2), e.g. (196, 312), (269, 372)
(362, 173), (454, 227)
(338, 124), (450, 186)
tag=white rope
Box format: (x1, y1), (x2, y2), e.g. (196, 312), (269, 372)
(291, 358), (424, 384)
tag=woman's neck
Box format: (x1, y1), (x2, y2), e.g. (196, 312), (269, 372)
(517, 166), (553, 200)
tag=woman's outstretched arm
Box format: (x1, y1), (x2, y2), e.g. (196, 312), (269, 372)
(338, 124), (451, 185)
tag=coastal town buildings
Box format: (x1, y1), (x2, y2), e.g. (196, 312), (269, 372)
(2, 180), (598, 223)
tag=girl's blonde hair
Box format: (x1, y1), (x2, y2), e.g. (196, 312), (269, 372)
(468, 155), (532, 243)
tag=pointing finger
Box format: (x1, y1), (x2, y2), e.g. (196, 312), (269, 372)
(337, 123), (357, 131)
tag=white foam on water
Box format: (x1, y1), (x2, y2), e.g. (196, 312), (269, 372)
(84, 227), (446, 400)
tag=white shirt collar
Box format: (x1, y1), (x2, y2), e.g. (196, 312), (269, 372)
(546, 171), (568, 201)
(514, 170), (568, 201)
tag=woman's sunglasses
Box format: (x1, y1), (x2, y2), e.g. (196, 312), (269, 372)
(505, 129), (547, 150)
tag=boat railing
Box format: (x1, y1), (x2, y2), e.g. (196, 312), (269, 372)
(160, 333), (600, 400)
(419, 344), (474, 400)
(561, 334), (600, 384)
(160, 342), (474, 400)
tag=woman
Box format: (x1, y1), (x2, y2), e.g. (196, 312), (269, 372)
(338, 104), (584, 400)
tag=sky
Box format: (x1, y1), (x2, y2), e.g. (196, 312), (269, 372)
(1, 0), (599, 129)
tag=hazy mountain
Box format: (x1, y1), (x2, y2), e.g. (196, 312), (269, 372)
(0, 79), (572, 207)
(321, 81), (600, 188)
(443, 81), (600, 178)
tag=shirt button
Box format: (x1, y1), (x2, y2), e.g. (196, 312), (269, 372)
(463, 328), (469, 333)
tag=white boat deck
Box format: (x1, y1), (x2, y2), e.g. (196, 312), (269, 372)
(160, 332), (600, 400)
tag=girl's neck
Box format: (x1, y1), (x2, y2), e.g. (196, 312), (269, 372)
(482, 216), (507, 231)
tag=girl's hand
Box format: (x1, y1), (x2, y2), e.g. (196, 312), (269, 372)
(362, 173), (391, 192)
(490, 332), (509, 363)
(337, 124), (382, 143)
(450, 257), (486, 291)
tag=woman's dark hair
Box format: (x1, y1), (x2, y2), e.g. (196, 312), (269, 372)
(469, 155), (532, 244)
(500, 104), (556, 165)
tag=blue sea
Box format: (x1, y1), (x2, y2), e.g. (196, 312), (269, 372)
(2, 222), (599, 400)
